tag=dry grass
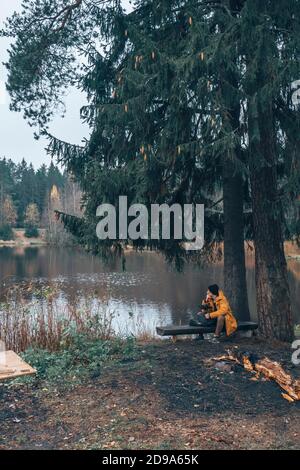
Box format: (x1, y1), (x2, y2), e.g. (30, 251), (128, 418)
(0, 282), (156, 352)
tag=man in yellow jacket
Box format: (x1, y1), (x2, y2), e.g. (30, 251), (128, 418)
(204, 284), (238, 338)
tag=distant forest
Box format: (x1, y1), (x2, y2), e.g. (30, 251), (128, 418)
(0, 157), (82, 242)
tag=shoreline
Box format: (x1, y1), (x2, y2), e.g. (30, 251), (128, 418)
(1, 238), (300, 260)
(0, 228), (48, 247)
(0, 240), (48, 247)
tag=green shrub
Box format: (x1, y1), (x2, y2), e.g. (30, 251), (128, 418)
(22, 334), (138, 387)
(24, 225), (39, 238)
(0, 224), (14, 241)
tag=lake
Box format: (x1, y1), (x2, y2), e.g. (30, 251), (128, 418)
(0, 246), (299, 337)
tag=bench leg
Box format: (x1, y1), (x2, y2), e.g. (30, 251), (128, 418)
(194, 333), (205, 341)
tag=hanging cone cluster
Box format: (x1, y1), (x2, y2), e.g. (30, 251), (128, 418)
(139, 145), (148, 161)
(134, 55), (143, 69)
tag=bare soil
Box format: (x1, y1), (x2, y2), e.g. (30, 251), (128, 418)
(0, 337), (300, 450)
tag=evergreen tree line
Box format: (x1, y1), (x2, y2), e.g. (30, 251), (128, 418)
(2, 0), (300, 341)
(0, 157), (81, 239)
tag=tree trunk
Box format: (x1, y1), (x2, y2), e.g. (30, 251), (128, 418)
(249, 104), (294, 342)
(223, 164), (250, 320)
(220, 24), (250, 320)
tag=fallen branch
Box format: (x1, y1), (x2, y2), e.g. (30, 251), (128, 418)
(212, 351), (300, 402)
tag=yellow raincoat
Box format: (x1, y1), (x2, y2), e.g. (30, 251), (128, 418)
(209, 290), (237, 336)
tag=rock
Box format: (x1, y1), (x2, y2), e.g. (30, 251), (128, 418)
(214, 361), (232, 372)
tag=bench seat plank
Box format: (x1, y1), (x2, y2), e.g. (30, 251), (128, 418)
(156, 321), (258, 337)
(0, 350), (36, 381)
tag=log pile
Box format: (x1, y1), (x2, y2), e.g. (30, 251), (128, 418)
(213, 351), (300, 403)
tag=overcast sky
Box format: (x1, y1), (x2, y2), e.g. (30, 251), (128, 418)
(0, 0), (131, 168)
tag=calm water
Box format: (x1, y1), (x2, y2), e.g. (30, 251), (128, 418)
(0, 246), (299, 333)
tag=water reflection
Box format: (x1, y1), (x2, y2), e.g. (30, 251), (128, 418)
(0, 246), (299, 332)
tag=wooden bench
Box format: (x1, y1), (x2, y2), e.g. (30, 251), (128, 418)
(156, 321), (258, 339)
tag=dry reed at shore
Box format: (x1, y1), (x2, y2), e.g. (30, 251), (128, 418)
(0, 282), (156, 352)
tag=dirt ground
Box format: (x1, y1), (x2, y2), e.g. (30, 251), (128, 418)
(0, 337), (300, 450)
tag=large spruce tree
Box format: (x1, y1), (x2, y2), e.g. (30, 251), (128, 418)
(2, 0), (251, 319)
(2, 0), (300, 340)
(239, 1), (300, 340)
